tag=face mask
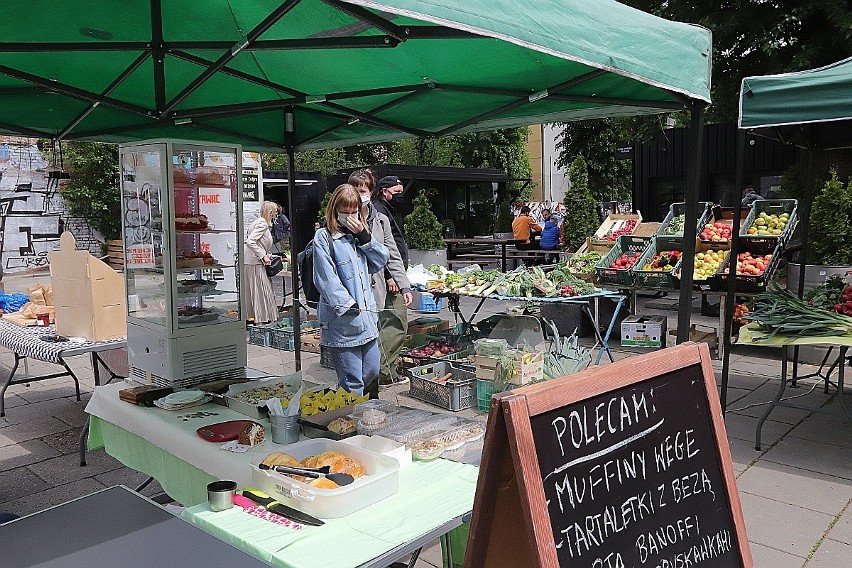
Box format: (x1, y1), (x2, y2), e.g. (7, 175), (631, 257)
(360, 195), (371, 205)
(337, 212), (354, 227)
(390, 191), (402, 202)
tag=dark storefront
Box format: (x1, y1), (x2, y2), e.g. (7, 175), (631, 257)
(328, 164), (514, 238)
(632, 122), (800, 221)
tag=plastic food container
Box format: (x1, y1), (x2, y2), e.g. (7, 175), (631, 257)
(250, 438), (400, 519)
(339, 435), (412, 468)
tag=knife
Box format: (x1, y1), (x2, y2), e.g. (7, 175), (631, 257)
(241, 489), (325, 526)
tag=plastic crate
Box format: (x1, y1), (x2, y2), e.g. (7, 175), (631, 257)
(631, 240), (681, 289)
(594, 235), (651, 286)
(247, 324), (274, 347)
(672, 243), (726, 292)
(741, 199), (798, 248)
(476, 378), (511, 412)
(417, 292), (444, 313)
(656, 202), (711, 249)
(407, 362), (477, 411)
(718, 243), (782, 293)
(398, 343), (474, 374)
(269, 320), (321, 351)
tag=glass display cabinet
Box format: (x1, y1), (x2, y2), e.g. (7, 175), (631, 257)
(120, 140), (247, 386)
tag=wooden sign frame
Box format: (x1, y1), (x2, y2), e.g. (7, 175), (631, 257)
(465, 343), (752, 568)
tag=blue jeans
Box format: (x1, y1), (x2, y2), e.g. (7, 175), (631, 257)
(327, 339), (380, 395)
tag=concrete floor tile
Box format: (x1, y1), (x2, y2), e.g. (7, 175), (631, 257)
(10, 382), (86, 405)
(0, 477), (108, 518)
(416, 538), (444, 567)
(826, 507), (852, 545)
(727, 436), (762, 470)
(747, 542), (805, 568)
(0, 396), (82, 426)
(728, 389), (822, 425)
(0, 466), (50, 503)
(736, 462), (852, 515)
(0, 438), (61, 471)
(0, 416), (74, 446)
(761, 437), (852, 481)
(722, 412), (793, 446)
(39, 426), (87, 455)
(739, 492), (833, 557)
(94, 466), (163, 495)
(27, 447), (124, 486)
(807, 537), (852, 567)
(786, 414), (852, 448)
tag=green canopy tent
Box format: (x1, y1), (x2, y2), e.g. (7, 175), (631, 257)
(718, 57), (852, 410)
(739, 56), (852, 151)
(0, 0), (712, 366)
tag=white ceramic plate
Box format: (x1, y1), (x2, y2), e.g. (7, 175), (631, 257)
(163, 390), (205, 405)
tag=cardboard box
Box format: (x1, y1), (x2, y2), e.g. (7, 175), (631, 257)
(407, 318), (450, 336)
(473, 351), (544, 385)
(49, 232), (126, 342)
(621, 315), (667, 348)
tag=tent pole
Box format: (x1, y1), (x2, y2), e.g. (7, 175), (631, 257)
(790, 150), (816, 387)
(285, 108), (302, 372)
(720, 129), (747, 412)
(676, 102), (705, 344)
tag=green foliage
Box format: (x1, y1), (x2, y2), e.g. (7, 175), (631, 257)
(624, 1), (852, 123)
(807, 169), (852, 265)
(262, 128), (532, 200)
(562, 156), (600, 251)
(404, 189), (445, 250)
(316, 192), (332, 226)
(61, 142), (121, 241)
(495, 198), (513, 233)
(556, 116), (662, 202)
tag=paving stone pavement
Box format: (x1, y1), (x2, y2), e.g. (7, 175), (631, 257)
(0, 270), (849, 567)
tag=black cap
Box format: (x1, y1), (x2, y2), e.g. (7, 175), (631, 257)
(379, 176), (402, 190)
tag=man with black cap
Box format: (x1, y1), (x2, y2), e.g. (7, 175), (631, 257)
(371, 175), (411, 385)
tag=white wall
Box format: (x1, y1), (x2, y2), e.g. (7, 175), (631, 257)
(542, 124), (569, 203)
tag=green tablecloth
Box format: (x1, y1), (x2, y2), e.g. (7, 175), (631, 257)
(181, 459), (478, 568)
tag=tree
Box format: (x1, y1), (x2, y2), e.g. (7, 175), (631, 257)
(556, 116), (665, 202)
(404, 189), (445, 250)
(562, 156), (600, 251)
(262, 128), (532, 200)
(623, 1), (852, 123)
(61, 142), (121, 241)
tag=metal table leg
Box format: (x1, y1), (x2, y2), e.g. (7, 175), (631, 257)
(755, 345), (789, 451)
(1, 353), (80, 417)
(0, 353), (22, 417)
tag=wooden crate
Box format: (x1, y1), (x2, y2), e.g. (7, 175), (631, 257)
(588, 212), (643, 247)
(106, 239), (124, 271)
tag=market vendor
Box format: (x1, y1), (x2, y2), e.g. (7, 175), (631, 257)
(512, 205), (542, 250)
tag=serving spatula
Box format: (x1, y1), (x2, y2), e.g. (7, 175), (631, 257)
(258, 463), (355, 486)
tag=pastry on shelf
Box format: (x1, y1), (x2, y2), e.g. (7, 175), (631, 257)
(175, 213), (208, 231)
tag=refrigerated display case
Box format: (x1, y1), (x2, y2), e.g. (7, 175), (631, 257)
(120, 140), (247, 386)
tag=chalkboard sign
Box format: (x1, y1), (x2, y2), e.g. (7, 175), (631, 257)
(465, 343), (751, 568)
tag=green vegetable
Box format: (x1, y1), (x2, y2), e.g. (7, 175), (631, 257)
(746, 286), (852, 339)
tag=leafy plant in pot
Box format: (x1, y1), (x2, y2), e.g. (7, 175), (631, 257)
(786, 168), (852, 363)
(404, 188), (446, 268)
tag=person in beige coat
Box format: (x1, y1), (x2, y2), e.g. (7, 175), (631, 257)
(244, 201), (281, 323)
(350, 170), (412, 389)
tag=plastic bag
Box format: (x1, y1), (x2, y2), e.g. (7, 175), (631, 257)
(406, 264), (440, 287)
(0, 293), (31, 313)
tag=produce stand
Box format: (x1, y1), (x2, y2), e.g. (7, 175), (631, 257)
(736, 324), (852, 450)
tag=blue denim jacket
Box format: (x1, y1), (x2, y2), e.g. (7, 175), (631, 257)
(313, 228), (389, 347)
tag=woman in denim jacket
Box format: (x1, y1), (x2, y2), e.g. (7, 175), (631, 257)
(313, 184), (389, 394)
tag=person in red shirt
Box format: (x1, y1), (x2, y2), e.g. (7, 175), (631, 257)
(512, 206), (542, 250)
